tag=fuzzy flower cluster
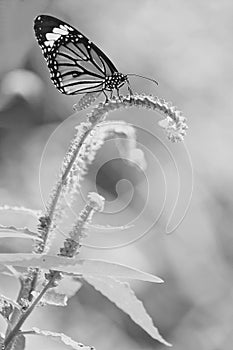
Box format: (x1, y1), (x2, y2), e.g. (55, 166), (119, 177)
(62, 122), (92, 201)
(86, 94), (188, 142)
(158, 115), (187, 142)
(0, 92), (187, 350)
(62, 122), (92, 171)
(34, 215), (51, 254)
(73, 91), (101, 111)
(42, 93), (187, 257)
(34, 93), (187, 260)
(133, 95), (188, 142)
(59, 192), (105, 258)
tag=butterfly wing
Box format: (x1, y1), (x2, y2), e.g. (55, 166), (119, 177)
(34, 15), (118, 95)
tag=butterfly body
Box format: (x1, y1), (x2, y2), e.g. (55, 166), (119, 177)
(34, 15), (130, 98)
(104, 72), (128, 91)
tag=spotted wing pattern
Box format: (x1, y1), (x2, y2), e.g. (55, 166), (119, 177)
(34, 15), (119, 95)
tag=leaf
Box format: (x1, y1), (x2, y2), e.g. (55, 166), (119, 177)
(86, 276), (171, 347)
(0, 225), (41, 240)
(32, 272), (69, 307)
(31, 327), (95, 350)
(51, 276), (82, 300)
(9, 334), (26, 350)
(39, 277), (82, 306)
(0, 205), (41, 218)
(0, 254), (163, 283)
(34, 289), (68, 307)
(87, 222), (134, 231)
(33, 274), (82, 307)
(0, 253), (39, 269)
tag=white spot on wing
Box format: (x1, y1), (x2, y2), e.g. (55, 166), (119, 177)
(60, 24), (69, 32)
(53, 27), (69, 35)
(46, 33), (61, 41)
(65, 25), (74, 31)
(45, 40), (54, 48)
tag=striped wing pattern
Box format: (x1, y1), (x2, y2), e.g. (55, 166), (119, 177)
(34, 15), (120, 95)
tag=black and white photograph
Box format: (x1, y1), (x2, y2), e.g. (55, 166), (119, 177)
(0, 1), (232, 349)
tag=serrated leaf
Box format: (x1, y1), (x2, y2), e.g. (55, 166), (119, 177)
(0, 225), (40, 240)
(86, 276), (171, 347)
(31, 327), (95, 350)
(88, 222), (134, 231)
(0, 254), (163, 283)
(0, 205), (40, 217)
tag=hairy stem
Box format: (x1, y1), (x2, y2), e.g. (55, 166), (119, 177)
(40, 94), (187, 250)
(4, 93), (187, 349)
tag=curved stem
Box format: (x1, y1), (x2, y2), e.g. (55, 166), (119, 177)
(43, 94), (187, 247)
(3, 93), (187, 349)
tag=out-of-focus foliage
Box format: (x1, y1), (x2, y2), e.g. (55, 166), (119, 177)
(0, 0), (233, 349)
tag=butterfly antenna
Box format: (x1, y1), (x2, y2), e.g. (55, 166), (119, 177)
(127, 74), (158, 86)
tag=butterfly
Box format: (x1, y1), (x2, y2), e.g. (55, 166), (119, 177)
(34, 15), (158, 104)
(34, 15), (134, 101)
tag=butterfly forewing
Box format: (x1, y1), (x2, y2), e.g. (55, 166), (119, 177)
(34, 15), (120, 95)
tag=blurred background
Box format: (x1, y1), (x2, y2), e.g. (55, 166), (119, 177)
(0, 0), (233, 349)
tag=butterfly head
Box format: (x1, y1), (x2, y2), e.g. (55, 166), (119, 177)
(104, 72), (128, 91)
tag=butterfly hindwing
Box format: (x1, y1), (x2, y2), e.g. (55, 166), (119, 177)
(34, 15), (119, 95)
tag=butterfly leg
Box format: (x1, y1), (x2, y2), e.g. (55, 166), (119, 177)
(103, 90), (109, 103)
(116, 89), (121, 100)
(126, 78), (133, 97)
(128, 86), (133, 96)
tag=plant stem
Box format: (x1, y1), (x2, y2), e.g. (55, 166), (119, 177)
(4, 273), (58, 349)
(5, 122), (97, 343)
(47, 123), (95, 222)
